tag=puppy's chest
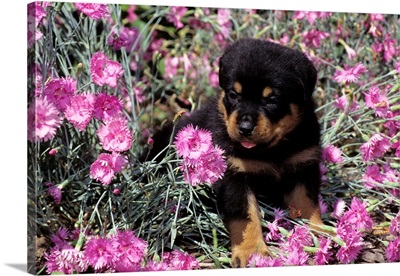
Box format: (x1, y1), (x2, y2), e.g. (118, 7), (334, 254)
(225, 146), (321, 179)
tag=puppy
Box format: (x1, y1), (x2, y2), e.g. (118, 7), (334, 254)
(148, 38), (325, 268)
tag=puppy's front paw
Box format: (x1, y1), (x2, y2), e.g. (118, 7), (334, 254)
(231, 241), (271, 268)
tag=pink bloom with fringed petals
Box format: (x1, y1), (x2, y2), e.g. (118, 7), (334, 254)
(301, 29), (330, 48)
(90, 51), (124, 88)
(333, 94), (359, 114)
(386, 237), (400, 262)
(341, 197), (374, 231)
(247, 253), (284, 267)
(93, 93), (123, 121)
(331, 198), (346, 219)
(45, 247), (89, 274)
(43, 77), (77, 111)
(65, 93), (95, 131)
(97, 117), (133, 152)
(314, 237), (333, 265)
(364, 86), (389, 117)
(322, 144), (343, 163)
(166, 6), (188, 29)
(74, 3), (110, 19)
(362, 164), (384, 189)
(84, 237), (117, 272)
(359, 134), (391, 162)
(333, 62), (367, 85)
(90, 152), (127, 185)
(28, 97), (63, 142)
(175, 125), (213, 161)
(389, 211), (400, 236)
(45, 182), (62, 205)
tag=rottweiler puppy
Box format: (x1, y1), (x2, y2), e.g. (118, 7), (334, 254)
(148, 38), (325, 268)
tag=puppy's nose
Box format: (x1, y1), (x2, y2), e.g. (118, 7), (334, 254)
(238, 120), (254, 137)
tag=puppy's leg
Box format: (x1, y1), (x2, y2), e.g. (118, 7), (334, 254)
(228, 192), (271, 268)
(284, 184), (325, 232)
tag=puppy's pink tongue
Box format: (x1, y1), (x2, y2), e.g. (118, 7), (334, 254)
(240, 141), (257, 149)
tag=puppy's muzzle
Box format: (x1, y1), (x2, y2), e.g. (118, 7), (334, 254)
(238, 115), (255, 137)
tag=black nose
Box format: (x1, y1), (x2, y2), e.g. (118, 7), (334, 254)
(238, 120), (254, 137)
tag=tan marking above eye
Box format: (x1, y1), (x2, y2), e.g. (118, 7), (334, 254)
(262, 87), (273, 98)
(233, 82), (242, 94)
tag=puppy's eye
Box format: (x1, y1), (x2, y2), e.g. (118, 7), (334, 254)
(227, 91), (240, 104)
(262, 94), (279, 105)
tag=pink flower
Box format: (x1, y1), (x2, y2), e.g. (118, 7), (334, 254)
(65, 93), (96, 131)
(301, 29), (330, 48)
(90, 51), (124, 87)
(340, 197), (374, 232)
(314, 237), (333, 265)
(28, 97), (63, 142)
(27, 2), (50, 47)
(90, 152), (127, 185)
(333, 94), (359, 114)
(286, 225), (313, 250)
(144, 260), (168, 271)
(359, 134), (391, 162)
(281, 247), (309, 266)
(45, 247), (89, 274)
(392, 141), (400, 158)
(383, 111), (400, 136)
(97, 117), (133, 152)
(74, 3), (110, 19)
(386, 237), (400, 262)
(43, 77), (77, 111)
(165, 250), (199, 270)
(164, 56), (180, 80)
(50, 227), (70, 249)
(175, 125), (213, 160)
(112, 230), (147, 272)
(166, 6), (187, 29)
(318, 194), (328, 214)
(331, 198), (346, 219)
(126, 5), (137, 23)
(336, 226), (363, 264)
(265, 220), (281, 242)
(84, 237), (117, 272)
(371, 34), (399, 62)
(364, 86), (389, 117)
(322, 144), (343, 163)
(362, 164), (384, 189)
(45, 182), (62, 205)
(344, 44), (357, 60)
(395, 61), (400, 74)
(208, 71), (219, 88)
(389, 211), (400, 236)
(175, 125), (227, 186)
(293, 11), (332, 25)
(107, 26), (140, 52)
(247, 253), (283, 267)
(333, 62), (367, 85)
(93, 93), (123, 121)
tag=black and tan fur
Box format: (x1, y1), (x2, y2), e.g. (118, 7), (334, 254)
(146, 38), (325, 268)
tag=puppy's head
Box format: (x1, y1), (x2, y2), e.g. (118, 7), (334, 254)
(217, 38), (317, 149)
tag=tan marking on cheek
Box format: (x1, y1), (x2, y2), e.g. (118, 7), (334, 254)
(252, 114), (273, 142)
(262, 86), (273, 98)
(227, 156), (280, 176)
(283, 185), (327, 233)
(269, 104), (301, 147)
(233, 82), (242, 94)
(217, 90), (228, 122)
(227, 110), (239, 140)
(229, 193), (271, 268)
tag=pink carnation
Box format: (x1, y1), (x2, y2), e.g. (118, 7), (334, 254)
(65, 93), (96, 131)
(97, 117), (133, 152)
(43, 77), (77, 111)
(45, 182), (62, 205)
(340, 197), (374, 231)
(90, 152), (127, 185)
(74, 3), (110, 20)
(93, 93), (123, 121)
(166, 6), (188, 29)
(389, 211), (400, 236)
(333, 62), (367, 85)
(90, 51), (124, 88)
(247, 253), (283, 267)
(359, 134), (391, 161)
(322, 144), (343, 163)
(27, 97), (63, 142)
(175, 125), (227, 186)
(362, 164), (384, 189)
(314, 237), (333, 265)
(364, 86), (389, 117)
(45, 247), (89, 274)
(301, 29), (330, 48)
(386, 237), (400, 262)
(84, 237), (117, 272)
(333, 94), (359, 114)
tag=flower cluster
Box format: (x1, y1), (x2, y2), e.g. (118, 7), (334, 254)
(386, 211), (400, 262)
(174, 124), (227, 186)
(44, 228), (198, 274)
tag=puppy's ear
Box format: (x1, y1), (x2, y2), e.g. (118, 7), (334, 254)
(296, 59), (318, 103)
